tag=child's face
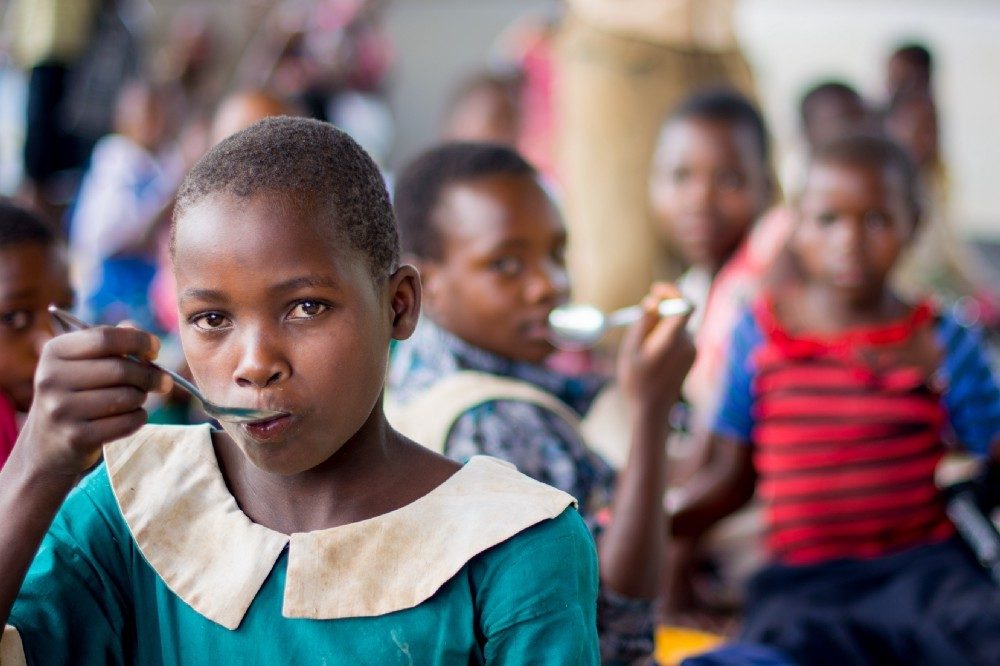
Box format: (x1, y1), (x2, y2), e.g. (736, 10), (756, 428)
(0, 244), (73, 412)
(793, 161), (914, 304)
(803, 95), (869, 152)
(419, 173), (569, 365)
(650, 118), (769, 273)
(173, 192), (417, 475)
(887, 55), (929, 97)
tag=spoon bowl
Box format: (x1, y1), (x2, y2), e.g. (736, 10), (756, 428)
(547, 298), (692, 350)
(48, 306), (288, 424)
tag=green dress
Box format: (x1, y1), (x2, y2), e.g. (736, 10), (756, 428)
(3, 424), (599, 665)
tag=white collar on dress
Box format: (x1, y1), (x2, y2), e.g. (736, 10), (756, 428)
(103, 424), (575, 630)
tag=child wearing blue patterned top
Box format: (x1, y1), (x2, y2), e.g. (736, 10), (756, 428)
(389, 142), (696, 663)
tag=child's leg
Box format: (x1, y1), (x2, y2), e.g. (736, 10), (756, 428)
(907, 538), (1000, 664)
(740, 560), (897, 665)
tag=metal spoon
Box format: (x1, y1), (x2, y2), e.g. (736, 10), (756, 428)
(48, 306), (288, 424)
(547, 298), (693, 350)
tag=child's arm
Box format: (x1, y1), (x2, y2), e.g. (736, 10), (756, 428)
(598, 284), (696, 599)
(668, 434), (756, 539)
(0, 326), (168, 626)
(936, 315), (1000, 461)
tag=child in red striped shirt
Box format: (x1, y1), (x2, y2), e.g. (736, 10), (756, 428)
(672, 134), (1000, 665)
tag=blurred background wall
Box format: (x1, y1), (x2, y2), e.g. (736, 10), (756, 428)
(6, 0), (998, 238)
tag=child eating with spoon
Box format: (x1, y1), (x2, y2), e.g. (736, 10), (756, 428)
(388, 141), (696, 663)
(0, 117), (601, 663)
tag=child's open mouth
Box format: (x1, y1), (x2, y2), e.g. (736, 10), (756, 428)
(241, 413), (294, 441)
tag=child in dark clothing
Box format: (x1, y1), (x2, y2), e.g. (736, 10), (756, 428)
(0, 202), (73, 469)
(672, 134), (1000, 665)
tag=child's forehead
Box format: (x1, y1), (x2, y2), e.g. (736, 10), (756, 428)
(802, 159), (909, 199)
(0, 242), (71, 292)
(176, 190), (334, 240)
(435, 175), (562, 241)
(658, 116), (758, 158)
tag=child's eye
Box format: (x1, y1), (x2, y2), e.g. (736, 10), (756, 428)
(816, 211), (839, 226)
(716, 170), (746, 190)
(288, 300), (329, 320)
(491, 256), (524, 277)
(0, 309), (32, 331)
(190, 312), (231, 331)
(671, 167), (691, 184)
(863, 210), (891, 229)
(551, 245), (566, 266)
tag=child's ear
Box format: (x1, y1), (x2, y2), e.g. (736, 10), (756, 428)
(387, 264), (421, 340)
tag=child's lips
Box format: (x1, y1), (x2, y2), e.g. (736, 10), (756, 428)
(523, 319), (554, 343)
(241, 413), (294, 441)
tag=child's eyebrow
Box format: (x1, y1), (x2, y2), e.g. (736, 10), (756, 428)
(269, 276), (341, 294)
(179, 287), (227, 304)
(0, 287), (38, 302)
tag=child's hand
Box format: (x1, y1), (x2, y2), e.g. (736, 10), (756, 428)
(616, 283), (696, 414)
(16, 325), (171, 477)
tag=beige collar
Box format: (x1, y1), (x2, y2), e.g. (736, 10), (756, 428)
(104, 424), (574, 630)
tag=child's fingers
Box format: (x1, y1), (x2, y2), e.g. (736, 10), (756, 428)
(642, 312), (695, 367)
(621, 295), (662, 358)
(57, 386), (151, 421)
(74, 408), (148, 449)
(116, 320), (161, 361)
(48, 326), (159, 361)
(40, 357), (167, 393)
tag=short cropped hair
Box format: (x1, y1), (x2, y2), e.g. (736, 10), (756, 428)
(174, 116), (398, 278)
(808, 133), (922, 223)
(0, 200), (59, 248)
(394, 142), (536, 260)
(800, 81), (865, 124)
(664, 88), (771, 164)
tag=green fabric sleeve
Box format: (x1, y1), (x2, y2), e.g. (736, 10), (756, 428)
(473, 507), (600, 665)
(8, 465), (132, 665)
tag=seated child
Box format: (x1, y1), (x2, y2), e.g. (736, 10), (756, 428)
(671, 134), (1000, 664)
(650, 89), (780, 437)
(388, 142), (696, 663)
(0, 118), (601, 663)
(69, 80), (184, 331)
(649, 89), (779, 627)
(0, 202), (73, 469)
(883, 88), (996, 313)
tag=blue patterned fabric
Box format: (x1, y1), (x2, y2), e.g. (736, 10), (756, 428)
(389, 319), (653, 663)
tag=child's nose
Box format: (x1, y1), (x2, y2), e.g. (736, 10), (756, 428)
(232, 329), (290, 389)
(687, 175), (714, 210)
(526, 259), (569, 305)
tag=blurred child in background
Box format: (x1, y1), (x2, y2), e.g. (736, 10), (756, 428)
(389, 141), (695, 663)
(671, 134), (1000, 664)
(0, 201), (73, 468)
(69, 80), (183, 332)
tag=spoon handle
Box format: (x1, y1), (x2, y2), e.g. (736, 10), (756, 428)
(605, 298), (691, 329)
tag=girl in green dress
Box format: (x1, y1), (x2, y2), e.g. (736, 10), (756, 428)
(0, 117), (601, 664)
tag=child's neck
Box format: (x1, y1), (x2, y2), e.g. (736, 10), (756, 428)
(214, 410), (457, 535)
(793, 282), (905, 335)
